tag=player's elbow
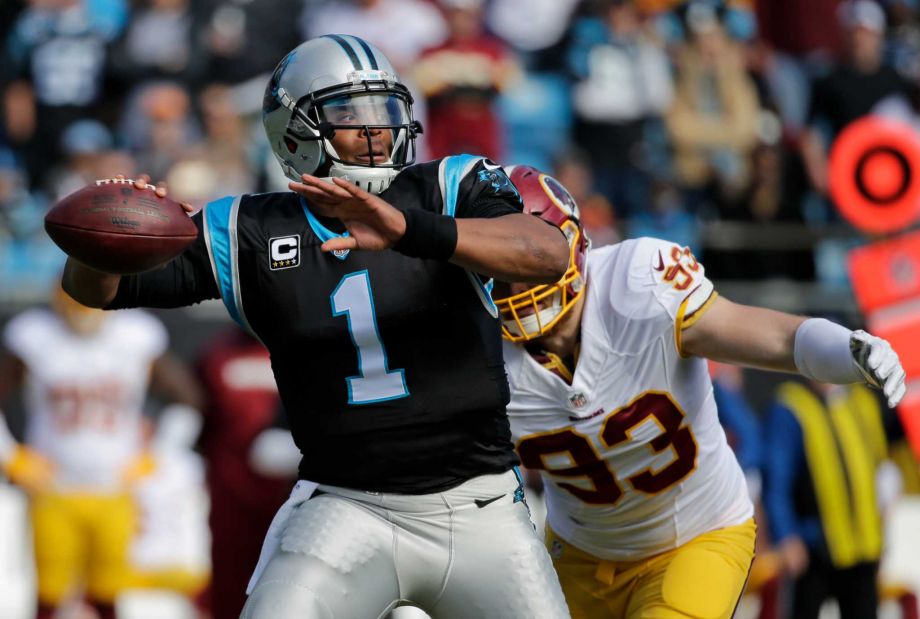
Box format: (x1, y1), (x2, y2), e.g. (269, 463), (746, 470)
(61, 258), (118, 309)
(61, 279), (104, 309)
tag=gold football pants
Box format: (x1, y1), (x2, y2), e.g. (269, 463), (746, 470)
(548, 518), (756, 618)
(31, 492), (136, 605)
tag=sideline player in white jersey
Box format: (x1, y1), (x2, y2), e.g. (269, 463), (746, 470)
(0, 286), (205, 619)
(492, 166), (906, 619)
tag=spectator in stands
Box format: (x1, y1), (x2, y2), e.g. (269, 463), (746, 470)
(414, 0), (519, 161)
(551, 150), (619, 247)
(708, 361), (782, 619)
(2, 0), (118, 189)
(485, 0), (580, 68)
(626, 175), (700, 254)
(763, 379), (895, 619)
(203, 0), (302, 86)
(0, 149), (61, 298)
(300, 0), (447, 160)
(711, 363), (763, 496)
(801, 0), (916, 194)
(755, 0), (842, 133)
(566, 0), (673, 218)
(196, 327), (297, 619)
(119, 82), (201, 183)
(164, 84), (254, 205)
(302, 0), (447, 71)
(108, 0), (209, 90)
(666, 1), (760, 206)
(884, 0), (920, 81)
(756, 0), (842, 61)
(49, 119), (114, 201)
(0, 149), (44, 242)
(705, 138), (817, 281)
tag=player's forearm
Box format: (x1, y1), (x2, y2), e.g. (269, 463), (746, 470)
(682, 297), (803, 372)
(62, 258), (122, 308)
(451, 214), (568, 283)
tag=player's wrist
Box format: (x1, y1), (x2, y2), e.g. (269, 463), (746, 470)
(793, 318), (862, 385)
(392, 208), (458, 260)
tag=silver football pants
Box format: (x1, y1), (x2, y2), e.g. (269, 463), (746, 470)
(241, 469), (570, 619)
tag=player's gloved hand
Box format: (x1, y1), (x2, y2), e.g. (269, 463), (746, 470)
(122, 451), (158, 485)
(850, 330), (906, 408)
(2, 445), (54, 494)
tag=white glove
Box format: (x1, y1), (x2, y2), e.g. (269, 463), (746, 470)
(850, 330), (907, 408)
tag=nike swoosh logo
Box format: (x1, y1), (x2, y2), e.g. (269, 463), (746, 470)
(474, 494), (505, 508)
(653, 250), (665, 272)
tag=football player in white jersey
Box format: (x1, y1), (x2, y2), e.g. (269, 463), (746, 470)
(492, 166), (906, 619)
(0, 286), (204, 619)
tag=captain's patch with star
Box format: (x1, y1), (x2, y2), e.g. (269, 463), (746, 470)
(269, 235), (300, 271)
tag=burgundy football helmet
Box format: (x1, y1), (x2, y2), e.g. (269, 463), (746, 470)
(495, 165), (590, 342)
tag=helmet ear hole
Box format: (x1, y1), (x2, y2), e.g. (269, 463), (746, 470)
(284, 137), (298, 154)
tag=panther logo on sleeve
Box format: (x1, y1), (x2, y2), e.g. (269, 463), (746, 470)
(478, 168), (519, 197)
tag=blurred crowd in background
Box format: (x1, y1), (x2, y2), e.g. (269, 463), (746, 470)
(3, 0), (920, 307)
(1, 1), (920, 618)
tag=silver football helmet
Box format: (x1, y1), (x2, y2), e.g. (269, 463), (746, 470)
(262, 35), (422, 194)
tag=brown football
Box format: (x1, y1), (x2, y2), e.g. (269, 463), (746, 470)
(44, 179), (198, 274)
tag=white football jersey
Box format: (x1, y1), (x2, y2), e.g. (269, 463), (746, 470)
(2, 309), (167, 492)
(504, 238), (752, 561)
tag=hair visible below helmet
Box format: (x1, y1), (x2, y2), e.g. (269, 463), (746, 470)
(494, 165), (590, 342)
(262, 35), (422, 194)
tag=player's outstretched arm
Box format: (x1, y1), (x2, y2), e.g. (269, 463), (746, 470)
(292, 175), (568, 283)
(682, 296), (906, 407)
(452, 213), (568, 283)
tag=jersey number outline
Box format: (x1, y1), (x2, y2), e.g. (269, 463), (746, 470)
(331, 270), (409, 405)
(663, 246), (701, 291)
(516, 392), (698, 505)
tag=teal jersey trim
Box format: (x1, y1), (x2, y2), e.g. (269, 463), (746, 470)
(203, 195), (251, 330)
(301, 197), (351, 261)
(440, 153), (481, 217)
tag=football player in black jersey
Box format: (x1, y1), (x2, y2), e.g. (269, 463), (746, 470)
(62, 36), (572, 618)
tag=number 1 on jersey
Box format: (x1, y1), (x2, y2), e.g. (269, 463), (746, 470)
(331, 270), (409, 405)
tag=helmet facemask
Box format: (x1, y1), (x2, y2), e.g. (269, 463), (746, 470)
(493, 167), (590, 343)
(273, 71), (422, 194)
(495, 219), (587, 342)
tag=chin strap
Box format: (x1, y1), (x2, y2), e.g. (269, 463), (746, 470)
(327, 164), (399, 194)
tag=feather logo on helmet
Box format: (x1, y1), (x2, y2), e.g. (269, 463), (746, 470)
(540, 175), (580, 219)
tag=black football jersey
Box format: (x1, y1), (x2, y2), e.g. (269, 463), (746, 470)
(109, 155), (525, 493)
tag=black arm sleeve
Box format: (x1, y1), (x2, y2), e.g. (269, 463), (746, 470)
(106, 211), (220, 310)
(455, 159), (525, 220)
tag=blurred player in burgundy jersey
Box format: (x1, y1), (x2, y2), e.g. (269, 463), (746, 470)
(196, 327), (297, 619)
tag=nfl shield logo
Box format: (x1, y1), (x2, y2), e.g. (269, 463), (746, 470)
(569, 392), (587, 408)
